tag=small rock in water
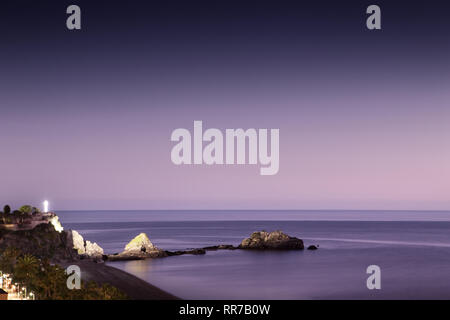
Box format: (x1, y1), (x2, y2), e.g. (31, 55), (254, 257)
(203, 244), (237, 251)
(307, 245), (319, 250)
(166, 248), (206, 256)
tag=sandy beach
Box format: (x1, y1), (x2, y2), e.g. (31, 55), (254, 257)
(61, 260), (178, 300)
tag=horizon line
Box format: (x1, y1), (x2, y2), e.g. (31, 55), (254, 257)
(53, 208), (450, 212)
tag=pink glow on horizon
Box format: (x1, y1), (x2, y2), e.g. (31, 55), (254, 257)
(1, 74), (449, 210)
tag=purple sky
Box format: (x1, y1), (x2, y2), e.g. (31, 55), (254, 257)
(1, 1), (449, 210)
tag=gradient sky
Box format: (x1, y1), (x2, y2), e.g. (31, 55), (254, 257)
(0, 0), (449, 210)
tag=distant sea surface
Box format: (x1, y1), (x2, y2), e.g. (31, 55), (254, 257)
(57, 210), (450, 299)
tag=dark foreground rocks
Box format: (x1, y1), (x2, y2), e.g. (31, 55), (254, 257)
(238, 230), (304, 250)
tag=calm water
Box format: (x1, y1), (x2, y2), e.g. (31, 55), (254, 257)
(58, 210), (450, 299)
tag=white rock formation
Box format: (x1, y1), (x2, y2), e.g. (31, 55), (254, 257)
(71, 230), (104, 258)
(85, 241), (104, 257)
(71, 230), (86, 255)
(124, 233), (157, 253)
(106, 233), (165, 261)
(50, 215), (64, 233)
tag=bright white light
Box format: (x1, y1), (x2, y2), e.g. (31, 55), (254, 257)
(43, 200), (49, 213)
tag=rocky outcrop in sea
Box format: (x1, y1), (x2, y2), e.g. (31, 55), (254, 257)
(106, 233), (167, 261)
(238, 230), (304, 250)
(105, 230), (309, 261)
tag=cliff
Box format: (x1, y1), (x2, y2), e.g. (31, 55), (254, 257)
(0, 223), (79, 262)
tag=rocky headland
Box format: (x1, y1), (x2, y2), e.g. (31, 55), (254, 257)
(0, 209), (178, 299)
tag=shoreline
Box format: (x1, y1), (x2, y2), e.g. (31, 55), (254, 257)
(61, 260), (179, 300)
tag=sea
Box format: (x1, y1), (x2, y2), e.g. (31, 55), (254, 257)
(57, 210), (450, 299)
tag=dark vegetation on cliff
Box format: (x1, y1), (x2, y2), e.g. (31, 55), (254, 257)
(0, 247), (127, 299)
(0, 205), (127, 300)
(0, 204), (41, 225)
(0, 223), (78, 262)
